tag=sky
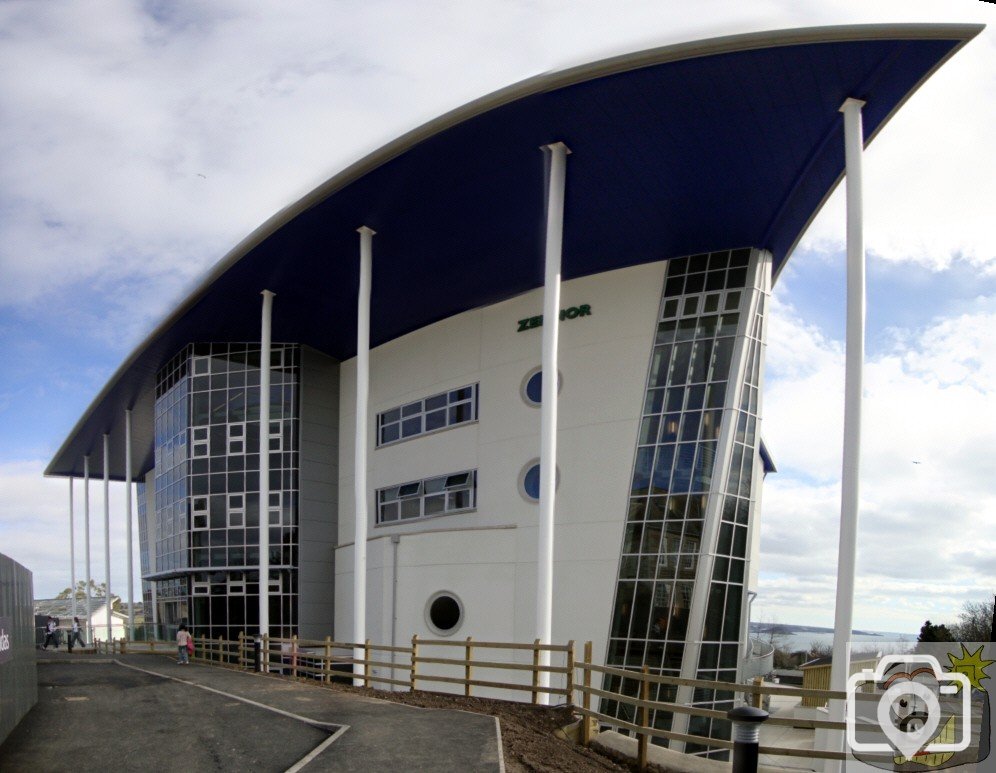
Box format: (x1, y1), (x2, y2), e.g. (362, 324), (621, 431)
(1, 0), (994, 637)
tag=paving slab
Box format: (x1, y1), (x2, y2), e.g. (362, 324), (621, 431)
(0, 653), (503, 772)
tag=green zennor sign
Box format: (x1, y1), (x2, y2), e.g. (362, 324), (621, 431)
(517, 304), (592, 332)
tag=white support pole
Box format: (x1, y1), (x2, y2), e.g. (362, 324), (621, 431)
(84, 454), (92, 643)
(259, 289), (275, 642)
(828, 97), (867, 769)
(125, 408), (134, 639)
(537, 141), (569, 705)
(353, 225), (374, 686)
(69, 477), (77, 619)
(103, 433), (112, 643)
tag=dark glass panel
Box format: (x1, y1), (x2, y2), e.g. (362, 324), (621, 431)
(723, 587), (742, 640)
(639, 415), (660, 445)
(644, 388), (665, 415)
(648, 345), (672, 387)
(675, 317), (697, 343)
(703, 583), (726, 641)
(680, 412), (701, 442)
(646, 496), (667, 521)
(656, 319), (676, 344)
(664, 276), (684, 296)
(660, 414), (680, 442)
(688, 253), (709, 272)
(627, 498), (647, 522)
(628, 582), (654, 639)
(623, 523), (644, 554)
(686, 384), (705, 410)
(610, 582), (636, 637)
(632, 447), (653, 495)
(705, 270), (726, 292)
(684, 272), (705, 293)
(651, 445), (674, 493)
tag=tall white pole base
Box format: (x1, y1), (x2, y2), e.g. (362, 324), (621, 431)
(827, 97), (866, 773)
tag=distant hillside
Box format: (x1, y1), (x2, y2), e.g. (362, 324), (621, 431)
(749, 622), (880, 637)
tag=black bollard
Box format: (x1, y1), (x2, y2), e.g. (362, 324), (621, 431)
(253, 636), (262, 672)
(728, 704), (769, 773)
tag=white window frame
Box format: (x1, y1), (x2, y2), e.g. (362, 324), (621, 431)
(192, 580), (210, 596)
(192, 497), (209, 530)
(376, 470), (477, 525)
(268, 419), (282, 452)
(267, 491), (283, 526)
(227, 493), (245, 528)
(192, 427), (208, 458)
(227, 422), (246, 455)
(376, 384), (478, 447)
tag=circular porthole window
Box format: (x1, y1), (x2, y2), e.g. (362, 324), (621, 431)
(520, 367), (562, 407)
(425, 592), (463, 636)
(518, 459), (559, 502)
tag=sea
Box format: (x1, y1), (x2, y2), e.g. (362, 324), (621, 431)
(748, 623), (917, 656)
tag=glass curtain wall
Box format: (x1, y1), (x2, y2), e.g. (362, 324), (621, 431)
(146, 343), (301, 642)
(601, 248), (769, 757)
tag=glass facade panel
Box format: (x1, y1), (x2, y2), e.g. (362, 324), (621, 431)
(141, 343), (301, 642)
(602, 247), (768, 756)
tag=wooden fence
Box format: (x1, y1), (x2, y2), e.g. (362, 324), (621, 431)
(98, 634), (863, 769)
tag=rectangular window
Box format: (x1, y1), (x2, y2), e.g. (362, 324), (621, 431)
(376, 384), (478, 446)
(268, 491), (282, 526)
(192, 426), (209, 458)
(376, 470), (477, 524)
(227, 423), (245, 455)
(227, 494), (245, 528)
(192, 497), (209, 530)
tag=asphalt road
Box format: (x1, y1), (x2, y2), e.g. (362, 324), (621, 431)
(0, 654), (503, 772)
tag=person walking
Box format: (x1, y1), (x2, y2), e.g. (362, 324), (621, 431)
(176, 624), (191, 664)
(42, 617), (57, 649)
(68, 617), (85, 652)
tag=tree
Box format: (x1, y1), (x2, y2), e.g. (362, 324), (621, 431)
(951, 598), (996, 642)
(55, 580), (122, 612)
(918, 620), (955, 642)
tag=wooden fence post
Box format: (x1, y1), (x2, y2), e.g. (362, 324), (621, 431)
(263, 633), (269, 673)
(753, 676), (763, 708)
(465, 637), (474, 697)
(531, 639), (541, 705)
(582, 641), (593, 746)
(120, 637), (127, 655)
(323, 636), (331, 684)
(638, 665), (649, 771)
(238, 632), (244, 669)
(565, 640), (575, 707)
(217, 636), (223, 665)
(291, 635), (299, 679)
(363, 639), (371, 688)
(410, 634), (419, 692)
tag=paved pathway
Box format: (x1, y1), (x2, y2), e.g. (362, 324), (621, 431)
(0, 652), (503, 772)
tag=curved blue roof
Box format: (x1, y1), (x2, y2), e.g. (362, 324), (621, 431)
(46, 23), (982, 480)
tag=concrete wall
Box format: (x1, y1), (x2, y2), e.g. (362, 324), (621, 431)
(335, 261), (666, 668)
(0, 553), (37, 746)
(298, 346), (340, 639)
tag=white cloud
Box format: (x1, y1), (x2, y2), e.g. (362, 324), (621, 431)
(0, 460), (140, 601)
(757, 282), (996, 632)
